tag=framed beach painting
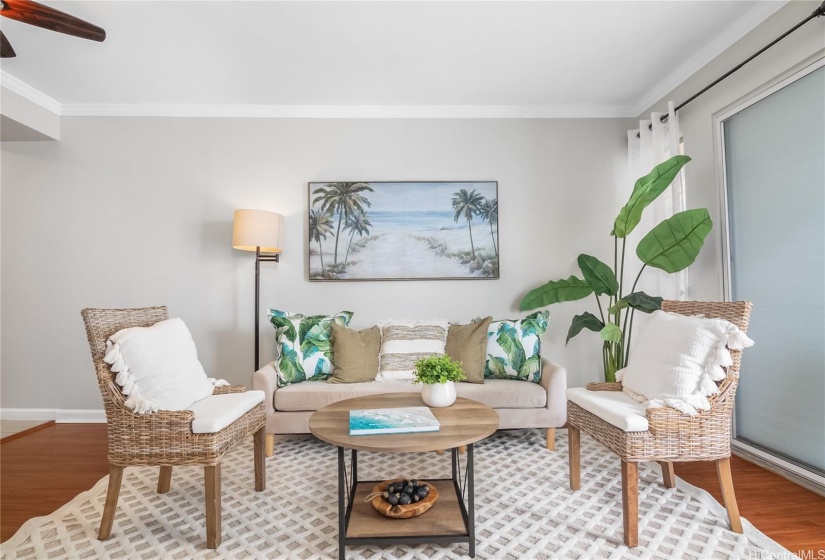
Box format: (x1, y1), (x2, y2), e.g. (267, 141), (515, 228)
(308, 181), (499, 281)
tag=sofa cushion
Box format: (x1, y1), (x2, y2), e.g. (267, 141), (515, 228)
(566, 387), (648, 432)
(446, 317), (492, 384)
(268, 309), (354, 387)
(484, 311), (549, 382)
(275, 379), (546, 412)
(188, 390), (265, 434)
(376, 319), (449, 382)
(328, 323), (381, 383)
(275, 381), (419, 411)
(455, 379), (546, 408)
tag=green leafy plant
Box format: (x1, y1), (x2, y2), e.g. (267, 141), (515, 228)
(413, 354), (467, 384)
(519, 155), (712, 382)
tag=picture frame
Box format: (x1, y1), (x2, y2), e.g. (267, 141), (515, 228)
(308, 181), (499, 281)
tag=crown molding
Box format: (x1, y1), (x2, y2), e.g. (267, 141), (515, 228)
(0, 1), (787, 121)
(58, 103), (635, 119)
(0, 71), (61, 115)
(631, 0), (789, 117)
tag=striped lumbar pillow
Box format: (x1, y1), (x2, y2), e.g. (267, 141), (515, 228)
(376, 319), (449, 382)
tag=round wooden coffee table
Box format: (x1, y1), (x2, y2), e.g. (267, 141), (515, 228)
(309, 393), (499, 559)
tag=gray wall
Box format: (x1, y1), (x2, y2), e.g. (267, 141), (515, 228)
(1, 116), (632, 410)
(637, 1), (824, 300)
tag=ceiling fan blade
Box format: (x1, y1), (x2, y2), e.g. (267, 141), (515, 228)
(0, 30), (16, 57)
(0, 0), (105, 42)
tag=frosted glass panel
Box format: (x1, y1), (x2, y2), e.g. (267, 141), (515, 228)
(724, 66), (825, 473)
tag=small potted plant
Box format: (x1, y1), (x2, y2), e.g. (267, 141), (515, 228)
(413, 354), (466, 408)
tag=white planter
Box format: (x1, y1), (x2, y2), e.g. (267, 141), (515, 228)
(421, 381), (457, 408)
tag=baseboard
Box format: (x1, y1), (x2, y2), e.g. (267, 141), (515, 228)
(732, 440), (825, 498)
(0, 408), (106, 423)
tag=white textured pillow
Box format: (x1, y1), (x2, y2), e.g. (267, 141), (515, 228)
(376, 319), (449, 382)
(616, 310), (753, 415)
(104, 318), (225, 414)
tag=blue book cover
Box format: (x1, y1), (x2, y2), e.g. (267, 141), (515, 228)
(349, 407), (440, 436)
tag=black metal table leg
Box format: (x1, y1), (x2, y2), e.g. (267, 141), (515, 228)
(351, 449), (357, 485)
(338, 446), (345, 560)
(468, 444), (475, 558)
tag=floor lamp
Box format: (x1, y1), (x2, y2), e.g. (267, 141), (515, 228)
(233, 209), (284, 371)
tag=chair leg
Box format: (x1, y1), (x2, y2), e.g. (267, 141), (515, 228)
(546, 428), (556, 451)
(98, 465), (124, 540)
(716, 458), (743, 533)
(568, 426), (581, 490)
(204, 464), (222, 549)
(157, 466), (173, 494)
(265, 434), (275, 458)
(659, 461), (676, 488)
(253, 427), (266, 491)
(621, 460), (639, 547)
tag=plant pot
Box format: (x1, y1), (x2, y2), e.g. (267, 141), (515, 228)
(421, 381), (456, 407)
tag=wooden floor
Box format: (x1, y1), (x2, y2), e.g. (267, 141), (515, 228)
(2, 425), (824, 554)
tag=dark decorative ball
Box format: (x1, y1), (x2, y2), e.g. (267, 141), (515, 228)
(398, 493), (411, 505)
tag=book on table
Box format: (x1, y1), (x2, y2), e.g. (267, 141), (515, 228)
(349, 407), (440, 436)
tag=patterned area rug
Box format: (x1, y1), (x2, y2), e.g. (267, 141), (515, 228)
(1, 430), (794, 559)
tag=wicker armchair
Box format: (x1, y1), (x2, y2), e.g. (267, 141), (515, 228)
(81, 306), (267, 549)
(567, 300), (753, 547)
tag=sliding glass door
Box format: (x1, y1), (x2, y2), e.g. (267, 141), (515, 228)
(720, 61), (824, 478)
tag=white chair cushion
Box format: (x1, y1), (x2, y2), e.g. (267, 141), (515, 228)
(104, 318), (218, 414)
(188, 391), (265, 434)
(567, 387), (649, 432)
(616, 310), (753, 416)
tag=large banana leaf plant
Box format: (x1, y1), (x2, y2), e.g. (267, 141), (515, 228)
(520, 155), (712, 382)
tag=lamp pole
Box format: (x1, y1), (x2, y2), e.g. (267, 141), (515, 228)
(255, 247), (280, 371)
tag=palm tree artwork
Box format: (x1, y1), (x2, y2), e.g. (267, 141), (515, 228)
(344, 210), (373, 263)
(451, 188), (485, 260)
(308, 181), (498, 280)
(311, 182), (374, 265)
(308, 209), (334, 273)
(478, 197), (498, 256)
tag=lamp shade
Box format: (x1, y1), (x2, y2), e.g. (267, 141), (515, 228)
(233, 209), (284, 253)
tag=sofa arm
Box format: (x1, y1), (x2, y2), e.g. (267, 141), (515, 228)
(252, 361), (278, 417)
(540, 360), (567, 427)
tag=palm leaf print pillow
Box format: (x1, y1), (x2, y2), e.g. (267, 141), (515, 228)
(483, 310), (549, 382)
(268, 309), (354, 387)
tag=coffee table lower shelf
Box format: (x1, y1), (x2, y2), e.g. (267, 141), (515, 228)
(336, 446), (476, 558)
(347, 479), (469, 543)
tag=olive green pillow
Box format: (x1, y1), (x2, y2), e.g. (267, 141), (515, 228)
(445, 317), (492, 384)
(327, 323), (381, 384)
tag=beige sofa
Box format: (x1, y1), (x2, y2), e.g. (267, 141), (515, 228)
(253, 360), (567, 457)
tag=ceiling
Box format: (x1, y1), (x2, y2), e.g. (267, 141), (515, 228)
(0, 1), (786, 117)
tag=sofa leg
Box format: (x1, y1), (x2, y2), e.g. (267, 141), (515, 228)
(436, 450), (444, 455)
(265, 434), (275, 458)
(458, 446), (466, 454)
(546, 428), (556, 451)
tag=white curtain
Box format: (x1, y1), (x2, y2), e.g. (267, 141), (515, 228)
(626, 100), (688, 300)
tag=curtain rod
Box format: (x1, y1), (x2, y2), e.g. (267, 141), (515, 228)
(637, 1), (825, 135)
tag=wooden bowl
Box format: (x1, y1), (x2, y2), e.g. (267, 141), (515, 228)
(370, 478), (439, 519)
